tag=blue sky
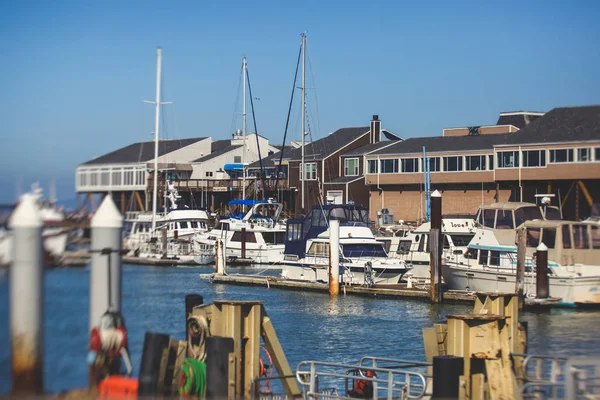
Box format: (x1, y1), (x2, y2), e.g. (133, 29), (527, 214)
(1, 0), (599, 203)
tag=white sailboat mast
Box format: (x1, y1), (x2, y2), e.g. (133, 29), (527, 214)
(300, 33), (306, 210)
(151, 48), (162, 233)
(242, 56), (247, 200)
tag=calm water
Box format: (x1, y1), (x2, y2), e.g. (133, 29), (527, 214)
(0, 265), (599, 394)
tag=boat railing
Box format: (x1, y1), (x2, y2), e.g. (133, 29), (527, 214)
(296, 360), (429, 399)
(512, 353), (600, 399)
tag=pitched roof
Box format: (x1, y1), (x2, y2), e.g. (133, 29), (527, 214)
(247, 146), (295, 170)
(371, 133), (510, 156)
(496, 111), (544, 129)
(342, 140), (402, 157)
(193, 144), (242, 163)
(82, 137), (206, 165)
(502, 106), (600, 146)
(284, 127), (370, 161)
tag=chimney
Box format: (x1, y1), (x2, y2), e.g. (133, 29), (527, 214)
(370, 115), (381, 144)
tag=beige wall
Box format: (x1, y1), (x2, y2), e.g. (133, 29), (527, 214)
(443, 125), (515, 137)
(366, 171), (494, 185)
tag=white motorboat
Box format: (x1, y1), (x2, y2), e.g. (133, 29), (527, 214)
(194, 199), (287, 264)
(281, 204), (410, 285)
(443, 218), (600, 306)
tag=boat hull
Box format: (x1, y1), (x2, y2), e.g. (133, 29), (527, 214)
(281, 260), (407, 285)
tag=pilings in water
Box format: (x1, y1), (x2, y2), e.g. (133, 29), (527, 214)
(536, 243), (549, 299)
(515, 227), (526, 309)
(241, 227), (247, 259)
(9, 194), (44, 394)
(89, 195), (123, 330)
(329, 218), (340, 296)
(429, 190), (443, 303)
(215, 239), (225, 275)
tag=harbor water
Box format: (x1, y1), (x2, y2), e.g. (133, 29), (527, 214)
(0, 265), (599, 394)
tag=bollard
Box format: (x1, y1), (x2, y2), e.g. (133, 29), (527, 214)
(536, 243), (549, 299)
(138, 332), (171, 397)
(241, 227), (246, 259)
(205, 336), (234, 399)
(329, 219), (340, 296)
(429, 190), (443, 303)
(90, 196), (123, 331)
(9, 194), (44, 394)
(432, 355), (464, 399)
(215, 239), (225, 275)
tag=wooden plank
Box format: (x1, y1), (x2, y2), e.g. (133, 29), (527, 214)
(422, 327), (438, 363)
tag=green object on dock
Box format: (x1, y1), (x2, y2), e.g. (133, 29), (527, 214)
(180, 358), (206, 398)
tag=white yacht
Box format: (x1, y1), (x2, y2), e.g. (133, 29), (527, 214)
(0, 184), (70, 267)
(381, 218), (476, 284)
(281, 204), (410, 285)
(194, 199), (287, 264)
(443, 213), (600, 306)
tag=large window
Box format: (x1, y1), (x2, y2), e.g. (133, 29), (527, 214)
(522, 150), (546, 167)
(380, 159), (399, 174)
(344, 158), (359, 176)
(401, 158), (419, 173)
(234, 156), (242, 163)
(596, 148), (600, 162)
(443, 156), (463, 172)
(367, 159), (378, 174)
(497, 151), (519, 168)
(488, 155), (494, 170)
(465, 155), (486, 171)
(549, 149), (574, 163)
(428, 157), (441, 172)
(578, 148), (592, 162)
(302, 163), (317, 180)
(112, 171), (122, 186)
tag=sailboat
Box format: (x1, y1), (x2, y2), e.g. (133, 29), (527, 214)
(122, 48), (211, 265)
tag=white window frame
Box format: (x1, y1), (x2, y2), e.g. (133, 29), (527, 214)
(302, 162), (317, 181)
(400, 158), (420, 173)
(578, 147), (592, 162)
(595, 147), (600, 162)
(522, 149), (547, 168)
(549, 148), (574, 164)
(379, 158), (399, 174)
(367, 159), (378, 174)
(344, 158), (359, 176)
(465, 155), (487, 171)
(497, 151), (520, 169)
(442, 156), (463, 172)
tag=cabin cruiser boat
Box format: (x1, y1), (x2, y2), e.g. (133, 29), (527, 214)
(123, 182), (211, 264)
(193, 199), (287, 264)
(281, 204), (410, 285)
(0, 184), (70, 267)
(443, 218), (600, 306)
(379, 217), (476, 284)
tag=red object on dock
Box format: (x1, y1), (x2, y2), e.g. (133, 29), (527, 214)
(98, 376), (138, 398)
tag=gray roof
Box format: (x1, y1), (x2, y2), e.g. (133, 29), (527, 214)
(82, 137), (206, 165)
(194, 144), (242, 163)
(284, 127), (370, 161)
(502, 105), (600, 145)
(496, 112), (543, 129)
(342, 139), (402, 157)
(247, 146), (295, 170)
(371, 134), (510, 156)
(324, 176), (364, 184)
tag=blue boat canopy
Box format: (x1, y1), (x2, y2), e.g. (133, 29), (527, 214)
(224, 163), (244, 171)
(227, 199), (268, 207)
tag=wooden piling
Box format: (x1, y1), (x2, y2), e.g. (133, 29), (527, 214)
(329, 218), (340, 296)
(536, 243), (549, 299)
(9, 195), (44, 395)
(430, 190), (442, 303)
(241, 227), (247, 259)
(216, 239), (225, 275)
(515, 227), (526, 310)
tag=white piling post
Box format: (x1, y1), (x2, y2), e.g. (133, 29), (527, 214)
(329, 219), (340, 296)
(215, 239), (225, 275)
(90, 196), (123, 331)
(9, 194), (44, 394)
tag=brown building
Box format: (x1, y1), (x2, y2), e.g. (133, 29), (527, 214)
(365, 107), (600, 222)
(283, 116), (402, 214)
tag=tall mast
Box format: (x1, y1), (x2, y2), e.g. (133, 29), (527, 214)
(301, 33), (306, 210)
(151, 48), (162, 233)
(242, 56), (247, 200)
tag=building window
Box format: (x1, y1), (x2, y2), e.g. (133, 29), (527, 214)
(549, 149), (573, 163)
(100, 169), (110, 186)
(465, 155), (486, 171)
(344, 158), (359, 176)
(443, 156), (463, 172)
(205, 171), (213, 177)
(488, 154), (494, 170)
(234, 156), (242, 163)
(427, 157), (441, 172)
(302, 163), (317, 180)
(522, 150), (546, 167)
(112, 171), (122, 186)
(136, 170), (145, 185)
(90, 170), (99, 186)
(595, 148), (600, 162)
(367, 159), (378, 174)
(400, 158), (419, 173)
(380, 159), (399, 174)
(497, 151), (519, 168)
(578, 148), (592, 162)
(79, 171), (88, 187)
(124, 169), (134, 185)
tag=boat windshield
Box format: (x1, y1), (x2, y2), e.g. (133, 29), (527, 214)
(544, 207), (562, 220)
(342, 243), (387, 258)
(514, 206), (543, 227)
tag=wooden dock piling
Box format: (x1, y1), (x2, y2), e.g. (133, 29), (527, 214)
(430, 190), (443, 303)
